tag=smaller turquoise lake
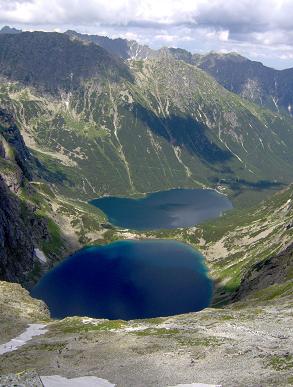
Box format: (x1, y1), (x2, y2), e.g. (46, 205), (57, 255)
(31, 240), (213, 320)
(91, 188), (232, 230)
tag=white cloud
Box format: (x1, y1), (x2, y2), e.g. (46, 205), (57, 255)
(0, 0), (292, 31)
(218, 30), (229, 42)
(154, 34), (177, 43)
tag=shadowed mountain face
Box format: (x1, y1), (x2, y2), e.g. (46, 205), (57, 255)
(0, 26), (22, 34)
(234, 242), (293, 301)
(2, 27), (151, 61)
(0, 176), (39, 283)
(134, 105), (232, 164)
(0, 109), (50, 283)
(154, 49), (293, 116)
(193, 53), (293, 116)
(0, 32), (132, 93)
(65, 30), (154, 60)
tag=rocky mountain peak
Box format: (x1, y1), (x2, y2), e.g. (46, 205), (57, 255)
(0, 31), (133, 93)
(0, 25), (22, 34)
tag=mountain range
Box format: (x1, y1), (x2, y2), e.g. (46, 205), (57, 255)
(65, 28), (293, 116)
(3, 25), (293, 115)
(0, 28), (293, 205)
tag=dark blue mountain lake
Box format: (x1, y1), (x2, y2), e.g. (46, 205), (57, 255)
(91, 188), (232, 230)
(31, 240), (213, 320)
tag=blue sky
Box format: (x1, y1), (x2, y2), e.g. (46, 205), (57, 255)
(1, 0), (293, 69)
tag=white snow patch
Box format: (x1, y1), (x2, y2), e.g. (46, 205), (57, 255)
(34, 248), (47, 263)
(41, 375), (115, 387)
(0, 324), (47, 355)
(259, 137), (264, 149)
(173, 146), (192, 177)
(272, 96), (279, 112)
(81, 318), (108, 326)
(169, 384), (222, 387)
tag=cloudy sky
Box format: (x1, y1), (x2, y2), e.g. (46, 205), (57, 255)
(0, 0), (293, 69)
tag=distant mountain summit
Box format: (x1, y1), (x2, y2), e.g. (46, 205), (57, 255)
(193, 52), (293, 116)
(63, 30), (293, 116)
(0, 26), (22, 34)
(0, 31), (132, 92)
(65, 30), (154, 60)
(151, 48), (293, 116)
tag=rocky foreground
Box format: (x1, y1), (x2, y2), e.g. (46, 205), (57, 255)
(0, 280), (292, 387)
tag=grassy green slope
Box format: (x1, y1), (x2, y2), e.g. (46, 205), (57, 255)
(136, 184), (293, 304)
(1, 54), (293, 206)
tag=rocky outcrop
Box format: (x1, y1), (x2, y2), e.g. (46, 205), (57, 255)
(234, 243), (293, 300)
(0, 109), (32, 180)
(0, 371), (43, 386)
(65, 29), (154, 60)
(0, 176), (48, 283)
(0, 109), (50, 283)
(0, 281), (49, 321)
(0, 139), (5, 158)
(0, 108), (33, 192)
(0, 280), (49, 346)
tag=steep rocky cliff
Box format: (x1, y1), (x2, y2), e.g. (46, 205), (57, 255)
(0, 107), (107, 284)
(0, 175), (49, 283)
(234, 242), (293, 300)
(193, 52), (293, 116)
(0, 109), (32, 191)
(0, 109), (49, 283)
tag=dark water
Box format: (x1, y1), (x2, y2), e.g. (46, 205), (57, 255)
(91, 188), (232, 230)
(31, 240), (213, 320)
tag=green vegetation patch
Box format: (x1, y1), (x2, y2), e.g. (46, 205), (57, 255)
(39, 215), (64, 257)
(265, 354), (293, 371)
(28, 343), (66, 352)
(52, 318), (127, 334)
(139, 317), (166, 325)
(176, 335), (224, 347)
(249, 281), (293, 302)
(31, 182), (56, 199)
(134, 328), (180, 337)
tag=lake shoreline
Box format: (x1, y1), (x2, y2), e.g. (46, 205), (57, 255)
(91, 188), (232, 230)
(31, 240), (213, 321)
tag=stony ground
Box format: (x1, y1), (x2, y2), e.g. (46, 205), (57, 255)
(0, 281), (49, 344)
(0, 280), (292, 387)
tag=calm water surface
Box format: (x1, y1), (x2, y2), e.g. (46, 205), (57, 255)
(91, 188), (232, 230)
(31, 240), (213, 320)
